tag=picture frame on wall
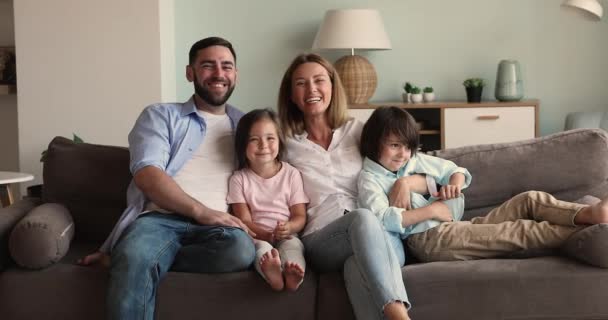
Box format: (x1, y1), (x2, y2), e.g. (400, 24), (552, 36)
(0, 47), (16, 85)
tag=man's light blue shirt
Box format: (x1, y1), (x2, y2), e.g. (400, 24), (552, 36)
(99, 97), (243, 253)
(357, 154), (472, 238)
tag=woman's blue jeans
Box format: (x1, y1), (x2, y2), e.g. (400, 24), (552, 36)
(302, 209), (409, 320)
(107, 212), (255, 320)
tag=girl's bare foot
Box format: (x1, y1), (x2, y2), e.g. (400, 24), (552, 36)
(283, 262), (305, 291)
(260, 249), (284, 291)
(575, 197), (608, 225)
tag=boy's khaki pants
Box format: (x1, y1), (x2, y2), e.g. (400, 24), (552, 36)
(407, 191), (585, 262)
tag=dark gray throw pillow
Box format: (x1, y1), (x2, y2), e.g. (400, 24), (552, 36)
(9, 203), (74, 269)
(562, 196), (608, 268)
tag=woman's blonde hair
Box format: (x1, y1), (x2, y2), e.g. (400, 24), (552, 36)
(277, 53), (349, 137)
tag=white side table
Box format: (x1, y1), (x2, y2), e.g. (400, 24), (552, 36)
(0, 171), (34, 207)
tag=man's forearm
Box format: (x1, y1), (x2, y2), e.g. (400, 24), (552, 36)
(134, 166), (207, 219)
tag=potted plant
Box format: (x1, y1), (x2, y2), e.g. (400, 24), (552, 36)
(403, 82), (413, 103)
(463, 78), (485, 103)
(423, 86), (435, 102)
(410, 86), (423, 103)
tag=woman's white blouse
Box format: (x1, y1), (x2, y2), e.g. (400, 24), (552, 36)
(285, 119), (364, 236)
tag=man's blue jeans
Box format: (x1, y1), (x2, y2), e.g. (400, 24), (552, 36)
(107, 212), (255, 320)
(302, 209), (409, 320)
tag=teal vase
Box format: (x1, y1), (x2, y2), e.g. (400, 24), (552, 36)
(495, 60), (523, 101)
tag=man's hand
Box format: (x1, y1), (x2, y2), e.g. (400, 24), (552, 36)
(389, 178), (412, 210)
(77, 251), (110, 267)
(433, 184), (461, 200)
(194, 208), (256, 237)
(274, 221), (293, 241)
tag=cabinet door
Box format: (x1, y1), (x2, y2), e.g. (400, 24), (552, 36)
(348, 108), (375, 124)
(444, 106), (535, 149)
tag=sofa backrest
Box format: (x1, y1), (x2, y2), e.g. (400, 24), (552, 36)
(43, 137), (131, 243)
(431, 129), (608, 218)
(40, 129), (608, 241)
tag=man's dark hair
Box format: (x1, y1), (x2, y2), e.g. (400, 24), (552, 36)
(360, 106), (420, 163)
(235, 108), (285, 170)
(189, 37), (236, 65)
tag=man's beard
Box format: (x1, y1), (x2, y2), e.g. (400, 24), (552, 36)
(194, 77), (235, 107)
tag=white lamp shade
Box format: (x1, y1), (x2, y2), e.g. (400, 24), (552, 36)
(562, 0), (603, 19)
(312, 9), (391, 50)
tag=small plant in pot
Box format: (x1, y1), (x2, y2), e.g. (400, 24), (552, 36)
(403, 82), (413, 103)
(410, 86), (423, 103)
(423, 86), (435, 102)
(463, 78), (485, 103)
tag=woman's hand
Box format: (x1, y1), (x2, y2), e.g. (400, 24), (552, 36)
(77, 251), (110, 267)
(274, 221), (294, 241)
(433, 184), (461, 200)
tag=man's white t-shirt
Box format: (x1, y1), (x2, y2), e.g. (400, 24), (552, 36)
(146, 109), (235, 213)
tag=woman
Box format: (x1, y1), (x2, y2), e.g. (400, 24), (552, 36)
(277, 53), (418, 320)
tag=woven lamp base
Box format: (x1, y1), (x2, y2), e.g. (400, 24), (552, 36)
(334, 55), (377, 105)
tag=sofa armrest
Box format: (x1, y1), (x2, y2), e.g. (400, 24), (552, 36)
(0, 198), (40, 271)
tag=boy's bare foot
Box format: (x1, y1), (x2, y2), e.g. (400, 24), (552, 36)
(384, 301), (410, 320)
(576, 197), (608, 225)
(260, 249), (284, 291)
(283, 262), (305, 291)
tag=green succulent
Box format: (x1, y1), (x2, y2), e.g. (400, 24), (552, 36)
(423, 87), (434, 93)
(463, 78), (486, 88)
(410, 86), (421, 94)
(403, 82), (413, 93)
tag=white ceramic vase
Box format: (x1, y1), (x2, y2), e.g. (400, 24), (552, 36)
(423, 92), (435, 102)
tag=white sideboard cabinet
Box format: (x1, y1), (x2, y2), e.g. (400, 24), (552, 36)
(349, 100), (539, 152)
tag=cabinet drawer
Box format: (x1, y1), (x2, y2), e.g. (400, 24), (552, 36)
(444, 107), (535, 149)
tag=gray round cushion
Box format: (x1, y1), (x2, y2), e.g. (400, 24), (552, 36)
(9, 203), (74, 269)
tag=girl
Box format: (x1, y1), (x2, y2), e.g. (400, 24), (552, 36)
(227, 108), (309, 291)
(359, 106), (608, 263)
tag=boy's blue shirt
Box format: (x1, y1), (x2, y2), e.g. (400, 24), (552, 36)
(357, 153), (472, 238)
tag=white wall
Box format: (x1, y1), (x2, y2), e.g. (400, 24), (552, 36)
(159, 0), (176, 102)
(174, 0), (608, 136)
(0, 0), (18, 173)
(13, 0), (165, 188)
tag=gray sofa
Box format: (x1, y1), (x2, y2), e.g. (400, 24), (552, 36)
(1, 128), (607, 320)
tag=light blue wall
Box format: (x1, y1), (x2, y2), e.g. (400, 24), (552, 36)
(173, 0), (608, 135)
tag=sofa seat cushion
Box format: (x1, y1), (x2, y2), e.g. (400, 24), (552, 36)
(1, 241), (317, 320)
(317, 257), (608, 320)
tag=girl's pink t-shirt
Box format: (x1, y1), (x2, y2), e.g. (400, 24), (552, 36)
(227, 161), (309, 232)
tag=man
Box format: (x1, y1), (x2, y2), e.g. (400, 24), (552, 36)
(79, 37), (255, 319)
